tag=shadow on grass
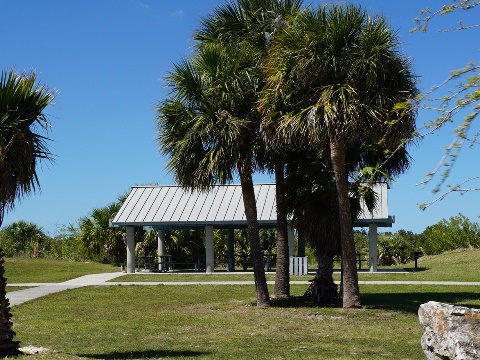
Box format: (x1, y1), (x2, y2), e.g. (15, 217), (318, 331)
(79, 349), (210, 359)
(403, 267), (429, 273)
(362, 291), (480, 314)
(269, 292), (479, 314)
(270, 296), (341, 308)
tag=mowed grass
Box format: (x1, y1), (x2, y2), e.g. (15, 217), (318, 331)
(112, 248), (480, 283)
(353, 248), (480, 282)
(4, 257), (118, 283)
(6, 249), (480, 359)
(12, 284), (480, 360)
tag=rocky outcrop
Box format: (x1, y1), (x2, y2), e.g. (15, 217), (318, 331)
(418, 301), (480, 359)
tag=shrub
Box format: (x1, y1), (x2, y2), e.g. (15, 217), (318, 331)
(418, 214), (480, 255)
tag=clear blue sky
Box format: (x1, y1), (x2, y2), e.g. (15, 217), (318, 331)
(2, 0), (479, 236)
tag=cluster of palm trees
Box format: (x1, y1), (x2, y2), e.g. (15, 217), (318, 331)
(156, 0), (418, 308)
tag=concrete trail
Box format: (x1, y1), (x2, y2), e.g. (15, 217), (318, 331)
(7, 272), (480, 306)
(7, 272), (124, 306)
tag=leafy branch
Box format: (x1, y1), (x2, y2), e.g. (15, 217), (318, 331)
(410, 1), (480, 208)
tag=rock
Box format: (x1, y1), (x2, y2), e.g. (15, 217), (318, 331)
(418, 301), (480, 359)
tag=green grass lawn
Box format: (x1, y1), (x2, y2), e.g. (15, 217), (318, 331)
(4, 257), (118, 283)
(11, 284), (480, 360)
(112, 248), (480, 283)
(5, 249), (480, 359)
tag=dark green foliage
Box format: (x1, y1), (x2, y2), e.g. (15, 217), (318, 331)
(378, 231), (416, 265)
(0, 70), (56, 226)
(418, 213), (480, 255)
(0, 220), (53, 257)
(77, 202), (126, 263)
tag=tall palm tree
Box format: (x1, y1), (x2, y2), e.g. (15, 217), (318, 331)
(286, 140), (413, 304)
(157, 42), (271, 306)
(0, 70), (56, 226)
(262, 5), (418, 308)
(195, 0), (304, 298)
(0, 69), (56, 356)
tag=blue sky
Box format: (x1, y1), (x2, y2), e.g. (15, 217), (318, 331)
(2, 0), (479, 236)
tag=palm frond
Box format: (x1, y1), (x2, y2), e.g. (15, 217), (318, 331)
(0, 69), (56, 225)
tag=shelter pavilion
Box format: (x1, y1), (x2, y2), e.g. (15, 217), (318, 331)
(111, 183), (394, 274)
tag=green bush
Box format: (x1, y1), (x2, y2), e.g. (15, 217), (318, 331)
(377, 232), (413, 265)
(0, 220), (51, 257)
(418, 214), (480, 255)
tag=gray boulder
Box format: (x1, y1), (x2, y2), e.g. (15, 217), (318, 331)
(418, 301), (480, 359)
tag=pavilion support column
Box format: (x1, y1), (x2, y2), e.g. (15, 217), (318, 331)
(288, 224), (295, 257)
(369, 223), (378, 272)
(297, 227), (306, 257)
(126, 226), (136, 274)
(227, 228), (235, 272)
(157, 230), (166, 271)
(205, 225), (214, 274)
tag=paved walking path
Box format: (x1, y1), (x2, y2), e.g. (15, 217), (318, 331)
(7, 272), (480, 306)
(7, 272), (124, 306)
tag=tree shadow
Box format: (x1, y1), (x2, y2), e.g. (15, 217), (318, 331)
(269, 292), (479, 314)
(78, 349), (210, 359)
(270, 296), (341, 308)
(403, 267), (429, 272)
(362, 291), (480, 314)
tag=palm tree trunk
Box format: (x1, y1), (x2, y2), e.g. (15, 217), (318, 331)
(239, 167), (270, 307)
(0, 249), (20, 356)
(304, 253), (338, 304)
(329, 138), (361, 308)
(273, 162), (290, 298)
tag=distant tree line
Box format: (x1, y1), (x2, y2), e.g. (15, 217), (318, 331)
(1, 204), (479, 266)
(354, 213), (480, 265)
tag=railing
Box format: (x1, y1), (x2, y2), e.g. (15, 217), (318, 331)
(333, 254), (369, 270)
(215, 254), (277, 271)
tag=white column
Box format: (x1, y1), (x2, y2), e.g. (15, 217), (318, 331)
(126, 226), (136, 274)
(157, 230), (166, 271)
(369, 223), (378, 272)
(205, 225), (214, 274)
(288, 224), (295, 257)
(227, 228), (235, 271)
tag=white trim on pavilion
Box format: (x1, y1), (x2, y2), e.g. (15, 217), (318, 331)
(111, 183), (394, 274)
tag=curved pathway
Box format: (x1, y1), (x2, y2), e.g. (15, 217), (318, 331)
(7, 272), (480, 306)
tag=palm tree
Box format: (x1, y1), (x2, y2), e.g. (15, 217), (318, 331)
(156, 42), (271, 306)
(262, 5), (418, 308)
(77, 202), (125, 262)
(0, 69), (56, 356)
(195, 0), (304, 299)
(0, 70), (56, 226)
(286, 140), (413, 304)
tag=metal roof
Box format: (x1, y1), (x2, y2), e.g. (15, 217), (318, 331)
(111, 183), (394, 230)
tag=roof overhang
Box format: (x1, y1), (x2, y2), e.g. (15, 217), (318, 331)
(111, 183), (393, 230)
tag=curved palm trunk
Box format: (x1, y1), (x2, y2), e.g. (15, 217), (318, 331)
(273, 162), (290, 298)
(329, 139), (361, 308)
(239, 167), (270, 307)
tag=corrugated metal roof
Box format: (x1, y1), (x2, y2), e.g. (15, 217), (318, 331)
(111, 183), (393, 229)
(112, 184), (278, 229)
